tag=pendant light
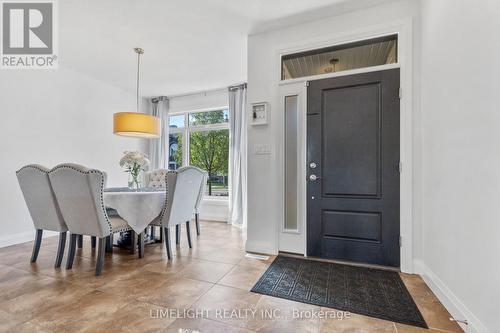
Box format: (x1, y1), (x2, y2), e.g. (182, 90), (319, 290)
(113, 48), (160, 138)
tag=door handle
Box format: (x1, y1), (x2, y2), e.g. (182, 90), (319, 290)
(308, 174), (321, 181)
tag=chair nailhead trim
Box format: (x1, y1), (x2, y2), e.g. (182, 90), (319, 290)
(16, 164), (49, 174)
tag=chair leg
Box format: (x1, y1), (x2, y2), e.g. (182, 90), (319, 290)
(159, 226), (163, 243)
(176, 224), (180, 245)
(186, 221), (192, 249)
(163, 227), (171, 260)
(91, 236), (96, 249)
(66, 234), (77, 269)
(95, 237), (106, 276)
(150, 226), (155, 241)
(195, 213), (200, 236)
(138, 232), (144, 258)
(54, 231), (67, 268)
(130, 230), (137, 254)
(105, 234), (113, 253)
(30, 229), (43, 263)
(77, 234), (83, 249)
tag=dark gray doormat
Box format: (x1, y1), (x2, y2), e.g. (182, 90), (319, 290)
(251, 256), (427, 328)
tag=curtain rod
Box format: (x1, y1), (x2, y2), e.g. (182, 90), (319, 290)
(151, 82), (247, 101)
(228, 82), (247, 91)
(151, 96), (168, 103)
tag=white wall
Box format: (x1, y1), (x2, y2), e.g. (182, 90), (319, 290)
(246, 0), (421, 255)
(419, 0), (500, 332)
(0, 67), (142, 247)
(167, 88), (229, 114)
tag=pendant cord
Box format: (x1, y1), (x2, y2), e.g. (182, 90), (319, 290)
(136, 51), (140, 113)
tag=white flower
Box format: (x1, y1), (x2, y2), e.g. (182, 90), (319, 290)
(119, 151), (150, 170)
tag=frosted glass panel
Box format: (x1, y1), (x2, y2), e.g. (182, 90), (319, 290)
(284, 95), (298, 230)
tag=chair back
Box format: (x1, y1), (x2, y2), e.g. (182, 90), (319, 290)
(48, 163), (111, 238)
(194, 170), (208, 213)
(16, 164), (67, 232)
(144, 169), (169, 188)
(160, 166), (205, 227)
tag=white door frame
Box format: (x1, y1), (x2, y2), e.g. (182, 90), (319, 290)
(273, 18), (414, 273)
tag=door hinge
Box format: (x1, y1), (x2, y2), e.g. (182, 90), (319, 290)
(399, 236), (402, 247)
(398, 161), (402, 174)
(399, 87), (402, 99)
(306, 81), (310, 87)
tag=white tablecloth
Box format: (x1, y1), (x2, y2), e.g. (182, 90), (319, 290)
(103, 189), (166, 233)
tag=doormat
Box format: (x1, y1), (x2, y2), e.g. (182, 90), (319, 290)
(251, 256), (427, 328)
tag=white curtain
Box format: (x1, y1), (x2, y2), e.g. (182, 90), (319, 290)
(228, 84), (247, 226)
(148, 96), (169, 170)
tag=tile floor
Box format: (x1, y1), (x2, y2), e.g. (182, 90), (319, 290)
(0, 221), (463, 333)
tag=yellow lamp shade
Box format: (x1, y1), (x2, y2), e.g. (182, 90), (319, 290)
(113, 112), (160, 138)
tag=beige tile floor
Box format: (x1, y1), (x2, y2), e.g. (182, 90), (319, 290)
(0, 221), (463, 333)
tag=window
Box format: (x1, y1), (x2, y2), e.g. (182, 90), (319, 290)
(168, 133), (182, 170)
(168, 108), (229, 197)
(169, 114), (185, 129)
(281, 35), (398, 80)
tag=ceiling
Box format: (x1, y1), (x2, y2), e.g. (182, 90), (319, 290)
(58, 0), (394, 97)
(282, 39), (397, 79)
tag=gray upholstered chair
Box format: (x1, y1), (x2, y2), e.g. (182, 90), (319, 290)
(144, 169), (169, 188)
(144, 168), (169, 241)
(16, 164), (68, 268)
(150, 166), (205, 260)
(48, 163), (133, 275)
(193, 170), (208, 236)
(173, 169), (207, 243)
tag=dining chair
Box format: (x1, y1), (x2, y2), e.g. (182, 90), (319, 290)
(144, 168), (169, 241)
(174, 169), (207, 243)
(193, 170), (208, 236)
(144, 169), (169, 188)
(74, 171), (110, 250)
(48, 163), (134, 275)
(150, 166), (205, 260)
(16, 164), (68, 268)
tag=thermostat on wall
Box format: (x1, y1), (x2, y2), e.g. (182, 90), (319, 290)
(250, 102), (269, 126)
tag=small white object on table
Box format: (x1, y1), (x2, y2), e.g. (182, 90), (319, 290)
(103, 187), (165, 233)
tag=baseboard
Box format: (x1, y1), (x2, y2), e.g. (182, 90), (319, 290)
(413, 259), (489, 333)
(199, 213), (227, 222)
(245, 240), (278, 256)
(0, 230), (58, 248)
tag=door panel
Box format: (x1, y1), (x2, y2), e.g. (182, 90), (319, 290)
(307, 69), (400, 267)
(322, 84), (380, 197)
(322, 210), (381, 243)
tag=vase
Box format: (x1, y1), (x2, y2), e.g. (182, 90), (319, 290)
(128, 173), (141, 190)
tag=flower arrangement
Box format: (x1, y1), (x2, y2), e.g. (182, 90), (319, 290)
(119, 151), (150, 189)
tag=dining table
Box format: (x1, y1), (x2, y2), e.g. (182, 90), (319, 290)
(103, 187), (166, 234)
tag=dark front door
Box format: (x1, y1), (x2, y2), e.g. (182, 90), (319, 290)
(307, 69), (400, 267)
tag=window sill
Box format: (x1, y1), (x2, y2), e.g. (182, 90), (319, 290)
(202, 197), (229, 206)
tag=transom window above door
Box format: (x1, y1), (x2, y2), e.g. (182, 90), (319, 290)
(168, 109), (229, 198)
(281, 34), (398, 80)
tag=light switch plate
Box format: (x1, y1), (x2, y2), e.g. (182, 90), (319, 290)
(253, 144), (272, 155)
